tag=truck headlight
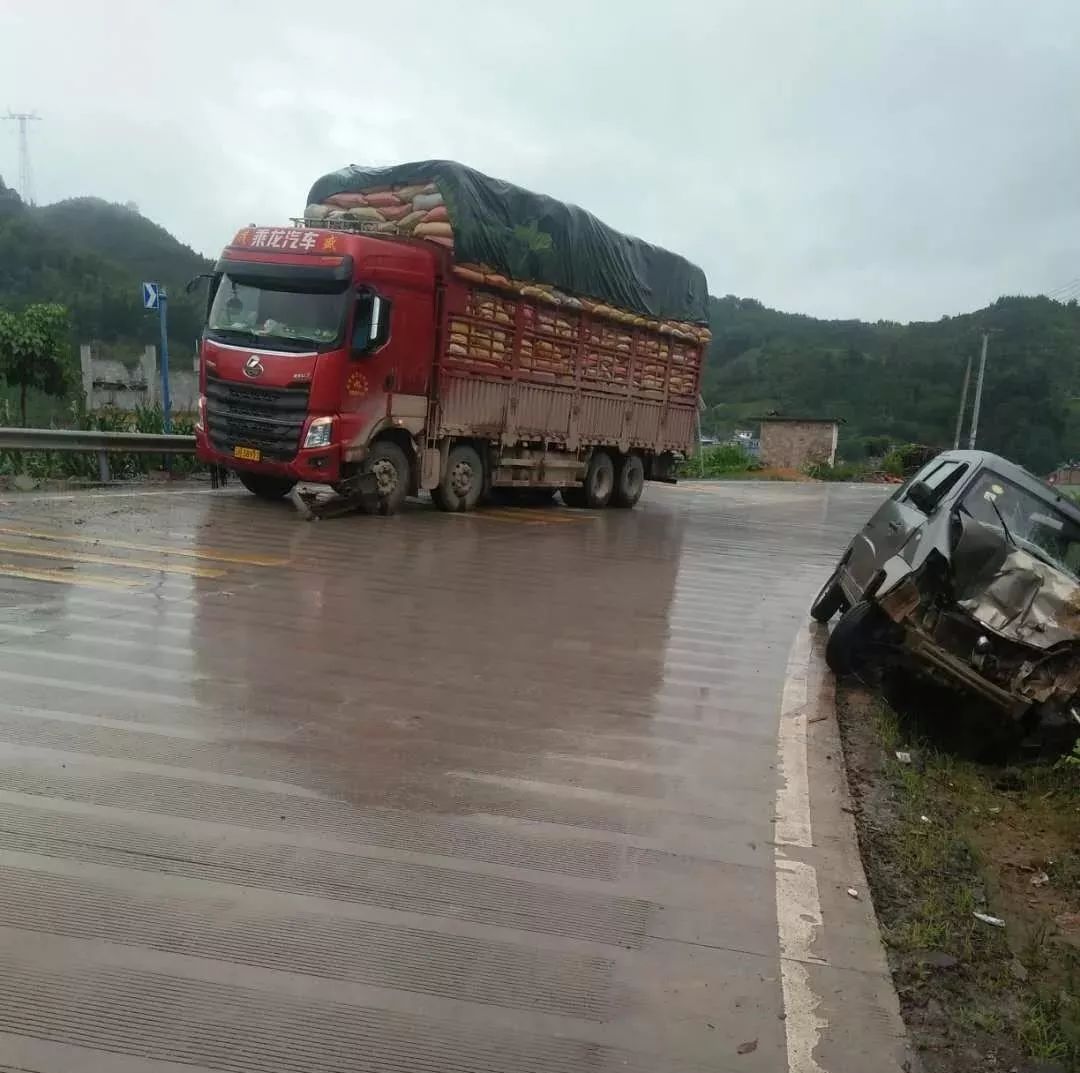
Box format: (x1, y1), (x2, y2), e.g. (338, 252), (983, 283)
(303, 417), (333, 449)
(195, 395), (207, 433)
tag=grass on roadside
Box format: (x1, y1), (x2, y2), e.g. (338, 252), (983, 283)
(842, 690), (1080, 1071)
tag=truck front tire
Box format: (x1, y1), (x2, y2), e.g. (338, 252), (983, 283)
(238, 473), (296, 501)
(611, 454), (645, 508)
(432, 443), (485, 512)
(361, 440), (411, 515)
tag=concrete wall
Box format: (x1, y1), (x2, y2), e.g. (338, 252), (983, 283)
(759, 420), (838, 470)
(80, 345), (198, 413)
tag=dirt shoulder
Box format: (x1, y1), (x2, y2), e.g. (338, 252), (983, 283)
(836, 681), (1080, 1073)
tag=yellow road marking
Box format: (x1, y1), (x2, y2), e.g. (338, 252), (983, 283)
(0, 540), (226, 579)
(479, 509), (589, 525)
(0, 526), (289, 568)
(0, 564), (143, 590)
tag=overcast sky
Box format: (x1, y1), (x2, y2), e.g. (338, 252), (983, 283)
(1, 0), (1077, 322)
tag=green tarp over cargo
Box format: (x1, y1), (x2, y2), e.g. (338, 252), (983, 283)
(307, 160), (709, 325)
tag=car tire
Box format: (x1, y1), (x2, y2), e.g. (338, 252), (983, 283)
(432, 443), (485, 512)
(611, 454), (645, 508)
(825, 600), (883, 676)
(360, 440), (410, 516)
(810, 569), (846, 622)
(238, 473), (296, 501)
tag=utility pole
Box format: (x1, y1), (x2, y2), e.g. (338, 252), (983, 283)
(4, 111), (42, 204)
(953, 353), (973, 449)
(968, 331), (991, 450)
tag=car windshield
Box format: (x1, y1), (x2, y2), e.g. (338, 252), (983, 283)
(207, 274), (346, 350)
(961, 470), (1080, 580)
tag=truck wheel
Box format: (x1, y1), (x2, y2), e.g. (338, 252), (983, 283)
(432, 444), (485, 512)
(611, 454), (645, 508)
(810, 568), (846, 622)
(564, 452), (614, 509)
(238, 473), (296, 501)
(825, 600), (884, 676)
(361, 440), (410, 516)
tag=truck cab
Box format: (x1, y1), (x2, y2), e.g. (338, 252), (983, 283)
(195, 226), (437, 505)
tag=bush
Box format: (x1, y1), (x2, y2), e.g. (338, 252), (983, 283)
(679, 443), (757, 477)
(883, 443), (936, 478)
(805, 459), (871, 481)
(0, 404), (200, 481)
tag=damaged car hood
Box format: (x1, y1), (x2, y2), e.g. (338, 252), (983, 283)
(957, 548), (1080, 648)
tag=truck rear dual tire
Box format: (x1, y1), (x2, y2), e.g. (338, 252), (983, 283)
(562, 451), (615, 509)
(432, 444), (485, 512)
(611, 454), (645, 508)
(563, 451), (644, 509)
(238, 473), (296, 501)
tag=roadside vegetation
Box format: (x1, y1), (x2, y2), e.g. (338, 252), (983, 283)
(702, 293), (1080, 475)
(838, 682), (1080, 1072)
(681, 440), (932, 483)
(0, 399), (198, 482)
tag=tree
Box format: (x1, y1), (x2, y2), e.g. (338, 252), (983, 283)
(0, 303), (72, 426)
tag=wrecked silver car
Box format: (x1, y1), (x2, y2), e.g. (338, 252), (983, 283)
(812, 450), (1080, 744)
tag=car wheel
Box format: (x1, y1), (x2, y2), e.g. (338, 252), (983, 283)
(810, 568), (846, 622)
(238, 473), (296, 501)
(825, 600), (884, 676)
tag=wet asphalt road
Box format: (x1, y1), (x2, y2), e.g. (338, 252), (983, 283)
(0, 479), (888, 1073)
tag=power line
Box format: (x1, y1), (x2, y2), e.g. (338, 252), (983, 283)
(3, 110), (41, 204)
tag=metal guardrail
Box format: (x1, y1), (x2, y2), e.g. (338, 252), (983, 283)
(0, 427), (196, 482)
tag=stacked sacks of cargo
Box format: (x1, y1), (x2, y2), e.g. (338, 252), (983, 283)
(304, 175), (710, 385)
(446, 292), (516, 372)
(304, 183), (453, 247)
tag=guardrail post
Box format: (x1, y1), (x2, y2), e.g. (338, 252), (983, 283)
(96, 450), (110, 483)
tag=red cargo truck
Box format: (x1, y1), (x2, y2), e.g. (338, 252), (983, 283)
(194, 161), (710, 514)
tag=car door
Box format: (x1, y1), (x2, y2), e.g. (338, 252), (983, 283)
(842, 458), (968, 598)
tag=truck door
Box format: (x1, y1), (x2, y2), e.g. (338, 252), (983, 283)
(338, 256), (438, 440)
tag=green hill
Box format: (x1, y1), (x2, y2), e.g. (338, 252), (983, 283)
(2, 175), (1077, 472)
(704, 294), (1080, 474)
(0, 180), (210, 365)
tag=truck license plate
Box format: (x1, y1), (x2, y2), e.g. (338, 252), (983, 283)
(233, 446), (261, 462)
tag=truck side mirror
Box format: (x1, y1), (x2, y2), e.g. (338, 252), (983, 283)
(907, 480), (937, 514)
(352, 292), (391, 356)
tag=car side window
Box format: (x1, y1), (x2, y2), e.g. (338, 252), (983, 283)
(923, 461), (967, 497)
(892, 459), (940, 501)
(899, 459), (966, 508)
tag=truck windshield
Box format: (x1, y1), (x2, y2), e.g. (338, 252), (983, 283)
(962, 471), (1080, 580)
(207, 274), (347, 352)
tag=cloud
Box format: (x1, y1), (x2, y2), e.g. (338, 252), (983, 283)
(1, 0), (1077, 321)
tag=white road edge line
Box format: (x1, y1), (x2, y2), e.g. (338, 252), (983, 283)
(775, 622), (827, 1073)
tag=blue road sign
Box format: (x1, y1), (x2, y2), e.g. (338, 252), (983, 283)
(142, 281), (160, 310)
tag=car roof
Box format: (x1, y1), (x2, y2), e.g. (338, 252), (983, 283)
(932, 449), (1080, 523)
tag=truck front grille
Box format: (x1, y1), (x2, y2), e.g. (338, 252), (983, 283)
(205, 374), (310, 461)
